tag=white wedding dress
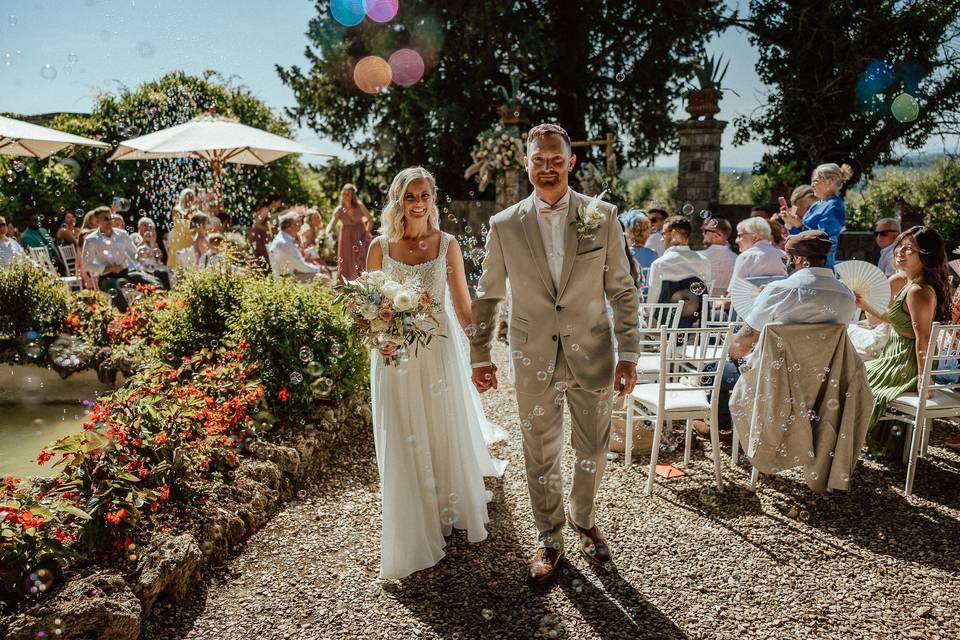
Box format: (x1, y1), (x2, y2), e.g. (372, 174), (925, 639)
(370, 232), (507, 580)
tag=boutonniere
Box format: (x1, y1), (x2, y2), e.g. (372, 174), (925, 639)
(575, 190), (608, 241)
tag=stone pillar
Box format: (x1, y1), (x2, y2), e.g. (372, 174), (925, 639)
(677, 119), (726, 247)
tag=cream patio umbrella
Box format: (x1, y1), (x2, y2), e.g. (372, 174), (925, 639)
(107, 112), (335, 211)
(0, 114), (111, 158)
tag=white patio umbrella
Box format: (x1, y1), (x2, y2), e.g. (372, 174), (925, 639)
(0, 114), (111, 158)
(108, 112), (335, 211)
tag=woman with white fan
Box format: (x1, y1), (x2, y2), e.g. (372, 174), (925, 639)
(855, 227), (953, 460)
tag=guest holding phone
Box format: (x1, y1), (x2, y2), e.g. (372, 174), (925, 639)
(779, 163), (852, 269)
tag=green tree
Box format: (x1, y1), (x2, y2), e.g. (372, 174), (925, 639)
(0, 71), (324, 229)
(279, 0), (725, 197)
(734, 0), (960, 184)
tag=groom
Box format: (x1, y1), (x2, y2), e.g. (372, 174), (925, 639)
(470, 123), (640, 585)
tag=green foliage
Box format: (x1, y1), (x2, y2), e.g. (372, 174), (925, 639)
(229, 278), (369, 421)
(691, 53), (730, 91)
(847, 159), (960, 248)
(625, 171), (677, 211)
(735, 1), (960, 183)
(1, 71), (329, 229)
(0, 261), (70, 339)
(280, 0), (725, 196)
(150, 268), (247, 363)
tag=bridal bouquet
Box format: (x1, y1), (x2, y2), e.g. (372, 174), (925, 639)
(335, 271), (442, 365)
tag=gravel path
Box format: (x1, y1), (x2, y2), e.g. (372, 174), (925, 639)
(147, 343), (960, 639)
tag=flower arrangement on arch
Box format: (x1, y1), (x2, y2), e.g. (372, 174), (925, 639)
(335, 270), (442, 365)
(464, 123), (525, 191)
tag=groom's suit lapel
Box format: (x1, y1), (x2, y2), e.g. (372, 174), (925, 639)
(556, 191), (582, 299)
(519, 194), (558, 299)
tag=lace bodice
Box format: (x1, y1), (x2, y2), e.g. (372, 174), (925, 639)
(379, 233), (451, 303)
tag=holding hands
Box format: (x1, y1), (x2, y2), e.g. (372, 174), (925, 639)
(472, 364), (498, 393)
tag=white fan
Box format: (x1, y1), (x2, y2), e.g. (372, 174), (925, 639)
(835, 260), (889, 311)
(949, 259), (960, 278)
(728, 278), (764, 319)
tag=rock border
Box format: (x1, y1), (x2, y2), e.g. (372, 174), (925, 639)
(0, 397), (370, 640)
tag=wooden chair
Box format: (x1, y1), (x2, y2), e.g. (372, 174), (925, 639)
(625, 325), (734, 495)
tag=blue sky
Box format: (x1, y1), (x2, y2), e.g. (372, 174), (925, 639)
(0, 0), (951, 169)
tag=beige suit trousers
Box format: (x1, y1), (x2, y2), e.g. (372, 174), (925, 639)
(515, 345), (613, 549)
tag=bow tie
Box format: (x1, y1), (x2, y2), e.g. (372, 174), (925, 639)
(539, 202), (568, 217)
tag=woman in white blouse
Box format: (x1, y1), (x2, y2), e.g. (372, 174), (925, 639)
(729, 216), (787, 285)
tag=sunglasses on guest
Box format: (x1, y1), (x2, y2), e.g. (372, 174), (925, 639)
(874, 229), (898, 237)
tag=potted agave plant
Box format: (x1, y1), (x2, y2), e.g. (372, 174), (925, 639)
(686, 54), (733, 120)
(496, 71), (527, 125)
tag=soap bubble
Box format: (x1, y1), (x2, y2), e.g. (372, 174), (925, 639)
(891, 92), (920, 123)
(40, 64), (57, 80)
(615, 71), (625, 82)
(137, 41), (156, 58)
(690, 282), (706, 295)
(681, 203), (694, 216)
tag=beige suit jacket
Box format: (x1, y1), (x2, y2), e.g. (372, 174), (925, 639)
(470, 190), (641, 395)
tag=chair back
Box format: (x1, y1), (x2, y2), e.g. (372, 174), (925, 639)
(655, 325), (733, 400)
(29, 247), (57, 275)
(701, 295), (740, 329)
(638, 267), (650, 302)
(657, 277), (708, 328)
(919, 322), (960, 398)
(636, 301), (683, 352)
(58, 244), (78, 277)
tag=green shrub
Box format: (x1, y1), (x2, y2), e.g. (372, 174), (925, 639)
(229, 278), (368, 421)
(0, 261), (70, 340)
(150, 268), (246, 363)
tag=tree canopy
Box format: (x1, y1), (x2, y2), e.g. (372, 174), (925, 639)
(0, 71), (323, 229)
(279, 0), (725, 197)
(734, 0), (960, 184)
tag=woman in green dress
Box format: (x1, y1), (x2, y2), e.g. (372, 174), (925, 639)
(855, 226), (952, 460)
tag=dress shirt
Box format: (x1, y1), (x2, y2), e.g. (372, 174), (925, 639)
(268, 230), (322, 277)
(647, 245), (713, 304)
(729, 240), (787, 285)
(788, 195), (846, 269)
(534, 189), (571, 288)
(877, 244), (896, 277)
(697, 244), (738, 296)
(81, 228), (140, 276)
(645, 231), (665, 257)
(0, 237), (27, 268)
(744, 267), (857, 333)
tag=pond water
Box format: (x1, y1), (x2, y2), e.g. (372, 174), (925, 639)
(0, 403), (87, 478)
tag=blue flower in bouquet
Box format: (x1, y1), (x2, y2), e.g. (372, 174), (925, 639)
(366, 292), (381, 306)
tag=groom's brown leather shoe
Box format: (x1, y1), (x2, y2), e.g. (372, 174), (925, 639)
(528, 546), (564, 586)
(567, 512), (612, 566)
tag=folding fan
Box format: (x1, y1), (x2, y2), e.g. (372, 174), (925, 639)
(949, 259), (960, 278)
(728, 278), (764, 319)
(835, 260), (889, 312)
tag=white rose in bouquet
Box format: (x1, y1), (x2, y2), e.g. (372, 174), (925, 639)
(361, 304), (379, 320)
(366, 270), (388, 287)
(382, 280), (402, 298)
(393, 290), (416, 312)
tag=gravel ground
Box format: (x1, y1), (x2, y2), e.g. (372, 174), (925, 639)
(147, 342), (960, 640)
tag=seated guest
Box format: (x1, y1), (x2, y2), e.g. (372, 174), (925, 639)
(268, 211), (325, 281)
(644, 208), (667, 257)
(647, 216), (712, 305)
(19, 212), (67, 275)
(697, 217), (737, 295)
(855, 226), (952, 460)
(82, 208), (163, 311)
(0, 216), (27, 267)
(693, 230), (856, 438)
(874, 218), (901, 276)
(622, 210), (658, 272)
(110, 212), (126, 231)
(189, 213), (211, 267)
(55, 210), (80, 248)
(729, 216), (787, 285)
(750, 205), (784, 246)
(199, 233), (226, 269)
(135, 225), (172, 290)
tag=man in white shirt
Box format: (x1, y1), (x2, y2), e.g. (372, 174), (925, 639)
(0, 216), (28, 268)
(81, 208), (162, 311)
(643, 208), (667, 257)
(268, 211), (324, 281)
(696, 217), (737, 295)
(729, 216), (787, 285)
(874, 217), (900, 277)
(646, 216), (712, 304)
(694, 230), (856, 439)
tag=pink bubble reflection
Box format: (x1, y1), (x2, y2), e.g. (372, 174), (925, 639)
(389, 48), (425, 87)
(364, 0), (398, 23)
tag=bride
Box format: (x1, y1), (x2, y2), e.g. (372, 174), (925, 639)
(365, 166), (507, 580)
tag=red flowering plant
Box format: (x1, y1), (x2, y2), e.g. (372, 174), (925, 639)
(42, 341), (271, 551)
(106, 283), (166, 345)
(62, 289), (116, 348)
(0, 475), (90, 606)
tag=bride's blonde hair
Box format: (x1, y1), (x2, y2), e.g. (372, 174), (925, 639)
(379, 167), (440, 243)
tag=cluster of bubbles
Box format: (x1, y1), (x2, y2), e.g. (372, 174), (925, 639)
(855, 58), (925, 124)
